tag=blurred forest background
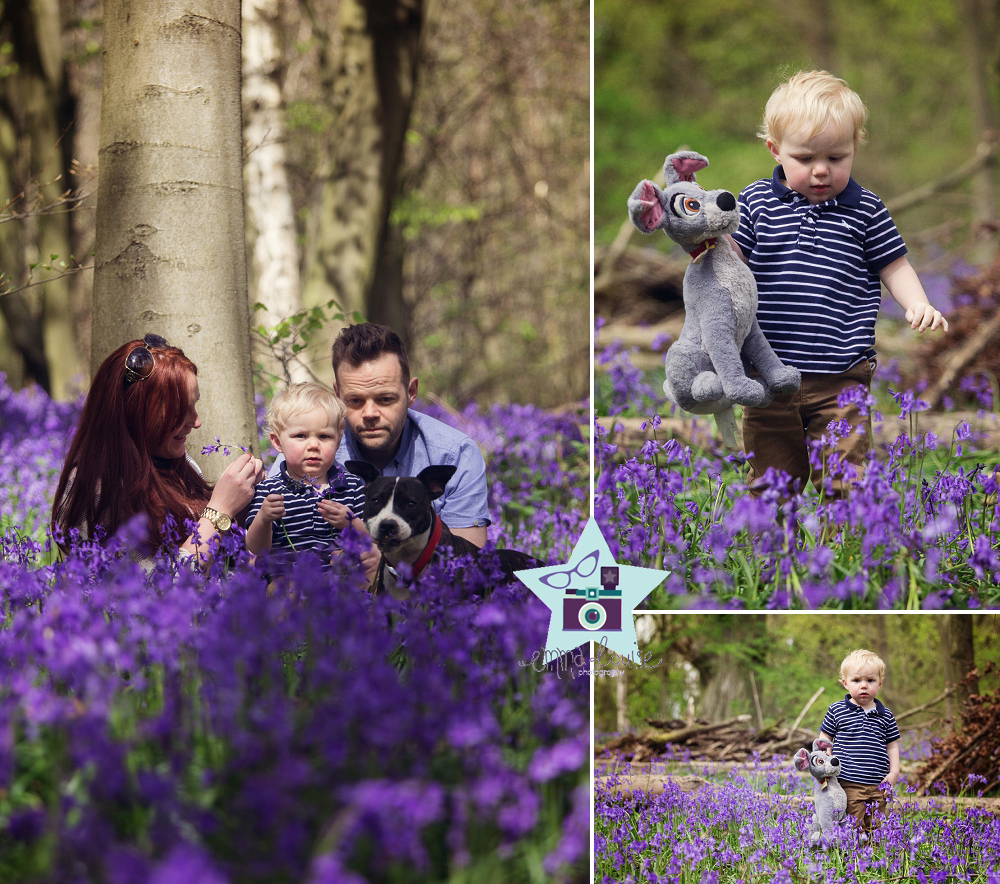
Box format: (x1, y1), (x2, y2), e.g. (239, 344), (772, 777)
(595, 0), (1000, 398)
(594, 614), (1000, 752)
(0, 0), (589, 409)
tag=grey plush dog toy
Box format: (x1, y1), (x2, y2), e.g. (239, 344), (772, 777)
(793, 738), (847, 844)
(627, 150), (800, 447)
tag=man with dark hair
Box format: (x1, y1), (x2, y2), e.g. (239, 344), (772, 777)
(272, 322), (490, 547)
(331, 323), (489, 546)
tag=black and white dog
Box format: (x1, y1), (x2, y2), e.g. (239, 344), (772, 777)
(346, 461), (540, 596)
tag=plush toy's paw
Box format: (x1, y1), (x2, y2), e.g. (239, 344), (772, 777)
(766, 365), (802, 395)
(723, 377), (772, 408)
(690, 371), (725, 402)
(628, 180), (665, 232)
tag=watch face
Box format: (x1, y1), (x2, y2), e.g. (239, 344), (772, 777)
(216, 513), (232, 531)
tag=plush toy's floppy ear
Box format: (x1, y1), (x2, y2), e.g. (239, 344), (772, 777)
(627, 180), (664, 232)
(813, 738), (833, 753)
(664, 151), (709, 185)
(793, 747), (810, 771)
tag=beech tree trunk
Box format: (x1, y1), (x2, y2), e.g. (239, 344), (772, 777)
(92, 0), (256, 481)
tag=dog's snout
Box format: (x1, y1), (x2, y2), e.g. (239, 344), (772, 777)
(829, 756), (840, 767)
(716, 191), (736, 211)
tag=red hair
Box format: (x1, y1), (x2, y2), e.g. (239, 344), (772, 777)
(52, 338), (212, 551)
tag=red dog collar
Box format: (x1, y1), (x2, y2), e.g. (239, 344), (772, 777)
(412, 512), (443, 576)
(689, 237), (718, 262)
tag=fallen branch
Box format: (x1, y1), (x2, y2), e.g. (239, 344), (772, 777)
(886, 139), (999, 215)
(895, 683), (960, 725)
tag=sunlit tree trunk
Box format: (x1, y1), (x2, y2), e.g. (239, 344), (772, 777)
(242, 0), (307, 387)
(93, 0), (256, 481)
(615, 672), (628, 733)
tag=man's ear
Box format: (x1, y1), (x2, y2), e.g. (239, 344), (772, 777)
(407, 376), (418, 406)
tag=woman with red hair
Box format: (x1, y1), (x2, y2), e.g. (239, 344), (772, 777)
(52, 334), (262, 566)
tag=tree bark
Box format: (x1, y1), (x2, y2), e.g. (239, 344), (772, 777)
(946, 615), (979, 706)
(299, 0), (427, 385)
(1, 0), (82, 398)
(956, 0), (1000, 259)
(93, 0), (256, 481)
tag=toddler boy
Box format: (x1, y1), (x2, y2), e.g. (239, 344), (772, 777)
(818, 648), (900, 832)
(731, 70), (948, 494)
(245, 382), (369, 561)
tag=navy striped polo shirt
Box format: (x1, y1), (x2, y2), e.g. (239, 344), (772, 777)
(732, 167), (908, 373)
(245, 462), (367, 554)
(820, 695), (901, 785)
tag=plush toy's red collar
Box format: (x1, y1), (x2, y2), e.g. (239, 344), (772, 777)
(412, 512), (443, 576)
(689, 237), (718, 262)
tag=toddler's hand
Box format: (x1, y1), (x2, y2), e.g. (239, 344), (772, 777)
(905, 303), (949, 333)
(318, 500), (351, 530)
(258, 493), (285, 524)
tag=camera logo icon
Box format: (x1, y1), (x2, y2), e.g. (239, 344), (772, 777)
(562, 566), (621, 631)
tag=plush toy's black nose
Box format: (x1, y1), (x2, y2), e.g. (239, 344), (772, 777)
(716, 191), (736, 211)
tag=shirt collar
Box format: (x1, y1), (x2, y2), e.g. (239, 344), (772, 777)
(841, 693), (886, 716)
(769, 165), (863, 208)
(278, 461), (343, 491)
(342, 410), (415, 475)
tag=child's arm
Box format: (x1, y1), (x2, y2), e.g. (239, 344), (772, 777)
(245, 492), (284, 554)
(883, 740), (900, 786)
(880, 257), (950, 332)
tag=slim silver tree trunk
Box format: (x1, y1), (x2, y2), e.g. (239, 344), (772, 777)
(93, 0), (256, 480)
(242, 0), (307, 387)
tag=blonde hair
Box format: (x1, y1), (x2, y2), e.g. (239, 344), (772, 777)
(266, 382), (346, 437)
(760, 70), (868, 150)
(839, 649), (885, 682)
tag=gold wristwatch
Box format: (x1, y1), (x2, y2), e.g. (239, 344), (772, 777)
(199, 506), (233, 532)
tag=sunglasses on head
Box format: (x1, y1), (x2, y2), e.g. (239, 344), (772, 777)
(123, 333), (168, 387)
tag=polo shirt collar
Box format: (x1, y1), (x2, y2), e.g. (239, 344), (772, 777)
(841, 693), (886, 716)
(770, 165), (863, 208)
(278, 461), (342, 492)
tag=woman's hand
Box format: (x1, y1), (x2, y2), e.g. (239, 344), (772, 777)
(208, 452), (263, 520)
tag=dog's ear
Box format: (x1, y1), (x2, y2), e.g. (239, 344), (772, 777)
(417, 464), (458, 500)
(812, 738), (833, 753)
(793, 747), (810, 771)
(345, 460), (380, 485)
